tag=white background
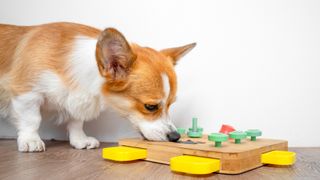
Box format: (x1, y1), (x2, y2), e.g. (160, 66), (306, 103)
(0, 0), (319, 147)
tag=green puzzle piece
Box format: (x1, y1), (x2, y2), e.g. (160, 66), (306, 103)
(187, 118), (203, 138)
(229, 131), (247, 144)
(177, 128), (186, 135)
(246, 129), (262, 141)
(208, 133), (228, 147)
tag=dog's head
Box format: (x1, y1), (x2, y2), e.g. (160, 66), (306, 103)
(96, 28), (195, 141)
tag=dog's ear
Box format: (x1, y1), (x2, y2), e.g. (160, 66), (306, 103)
(160, 43), (196, 65)
(96, 28), (136, 81)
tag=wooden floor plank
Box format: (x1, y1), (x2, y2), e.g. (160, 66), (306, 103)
(0, 139), (319, 180)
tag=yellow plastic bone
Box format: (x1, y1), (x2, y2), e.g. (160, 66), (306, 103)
(102, 146), (147, 161)
(170, 155), (220, 175)
(261, 150), (296, 165)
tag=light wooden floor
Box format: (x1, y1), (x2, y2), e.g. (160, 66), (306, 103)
(0, 139), (319, 180)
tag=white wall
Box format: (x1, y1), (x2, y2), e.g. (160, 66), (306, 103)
(0, 0), (319, 147)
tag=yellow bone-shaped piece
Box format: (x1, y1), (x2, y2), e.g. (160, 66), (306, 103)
(102, 146), (147, 161)
(170, 155), (220, 175)
(261, 150), (296, 165)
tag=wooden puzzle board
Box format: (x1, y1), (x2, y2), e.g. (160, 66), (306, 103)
(119, 135), (288, 174)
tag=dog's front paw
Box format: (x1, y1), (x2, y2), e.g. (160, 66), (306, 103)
(70, 136), (100, 149)
(17, 135), (46, 152)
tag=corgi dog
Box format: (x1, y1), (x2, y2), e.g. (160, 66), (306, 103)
(0, 22), (195, 152)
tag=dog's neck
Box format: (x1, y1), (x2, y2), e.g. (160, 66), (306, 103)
(68, 36), (105, 95)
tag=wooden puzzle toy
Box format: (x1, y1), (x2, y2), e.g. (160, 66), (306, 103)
(102, 118), (296, 175)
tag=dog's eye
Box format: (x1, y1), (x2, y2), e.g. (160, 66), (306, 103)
(144, 104), (159, 112)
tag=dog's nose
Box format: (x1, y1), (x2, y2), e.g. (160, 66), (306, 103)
(167, 131), (181, 142)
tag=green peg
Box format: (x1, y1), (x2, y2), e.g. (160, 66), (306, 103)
(229, 131), (247, 144)
(187, 118), (203, 138)
(188, 127), (203, 132)
(208, 133), (228, 147)
(192, 118), (198, 131)
(177, 128), (186, 135)
(246, 129), (262, 141)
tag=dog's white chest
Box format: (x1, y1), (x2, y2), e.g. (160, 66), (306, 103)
(38, 71), (104, 122)
(65, 90), (104, 121)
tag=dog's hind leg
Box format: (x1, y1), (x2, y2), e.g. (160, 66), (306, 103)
(12, 92), (45, 152)
(0, 76), (12, 120)
(0, 87), (11, 119)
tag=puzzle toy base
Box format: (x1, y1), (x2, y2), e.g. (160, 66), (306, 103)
(118, 135), (295, 174)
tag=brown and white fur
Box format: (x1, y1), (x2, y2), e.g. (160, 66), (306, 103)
(0, 22), (195, 152)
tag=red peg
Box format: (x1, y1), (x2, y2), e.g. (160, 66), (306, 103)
(219, 124), (236, 135)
